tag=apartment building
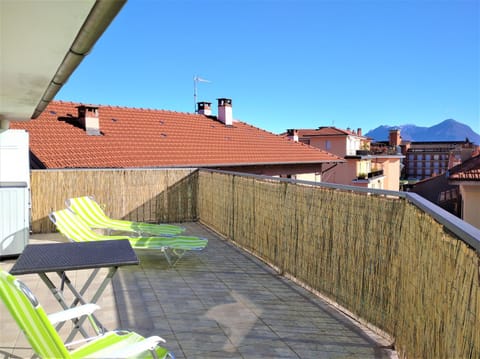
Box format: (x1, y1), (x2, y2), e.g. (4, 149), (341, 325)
(402, 140), (477, 180)
(285, 127), (404, 191)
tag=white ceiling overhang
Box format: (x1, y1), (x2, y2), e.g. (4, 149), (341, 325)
(0, 0), (126, 123)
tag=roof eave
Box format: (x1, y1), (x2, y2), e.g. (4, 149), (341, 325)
(177, 159), (346, 168)
(31, 1), (126, 119)
(449, 179), (480, 185)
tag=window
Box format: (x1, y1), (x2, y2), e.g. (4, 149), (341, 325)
(325, 140), (331, 150)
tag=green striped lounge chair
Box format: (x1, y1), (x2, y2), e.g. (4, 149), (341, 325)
(0, 269), (174, 358)
(66, 196), (185, 236)
(50, 209), (208, 266)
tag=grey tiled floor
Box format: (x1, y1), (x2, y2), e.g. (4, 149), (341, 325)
(0, 222), (397, 358)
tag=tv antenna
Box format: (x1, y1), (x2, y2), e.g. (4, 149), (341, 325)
(193, 75), (211, 112)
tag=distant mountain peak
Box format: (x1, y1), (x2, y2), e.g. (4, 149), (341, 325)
(366, 119), (480, 144)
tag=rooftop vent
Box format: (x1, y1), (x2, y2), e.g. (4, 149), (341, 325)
(217, 98), (232, 126)
(76, 105), (100, 136)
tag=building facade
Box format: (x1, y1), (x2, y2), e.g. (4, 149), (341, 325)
(448, 154), (480, 229)
(403, 140), (477, 180)
(286, 127), (404, 191)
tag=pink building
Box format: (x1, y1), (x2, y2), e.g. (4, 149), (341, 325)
(286, 127), (404, 191)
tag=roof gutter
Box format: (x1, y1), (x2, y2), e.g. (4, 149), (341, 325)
(174, 159), (345, 168)
(31, 0), (126, 119)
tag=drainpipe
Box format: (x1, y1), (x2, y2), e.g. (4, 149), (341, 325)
(321, 163), (339, 176)
(31, 0), (126, 119)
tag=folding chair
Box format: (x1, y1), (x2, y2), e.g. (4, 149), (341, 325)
(0, 269), (174, 358)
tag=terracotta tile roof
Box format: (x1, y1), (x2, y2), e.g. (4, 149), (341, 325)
(10, 101), (342, 169)
(284, 127), (364, 138)
(448, 154), (480, 182)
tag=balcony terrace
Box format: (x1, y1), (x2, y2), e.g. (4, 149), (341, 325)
(1, 168), (479, 358)
(0, 224), (394, 358)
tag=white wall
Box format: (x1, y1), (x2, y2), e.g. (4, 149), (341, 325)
(0, 129), (29, 185)
(460, 185), (480, 229)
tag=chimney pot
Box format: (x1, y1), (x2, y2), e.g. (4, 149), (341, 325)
(357, 128), (362, 136)
(217, 98), (233, 126)
(197, 102), (212, 115)
(287, 129), (299, 142)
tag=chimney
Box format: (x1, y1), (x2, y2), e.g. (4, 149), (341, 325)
(217, 98), (233, 126)
(357, 128), (362, 136)
(287, 129), (299, 142)
(389, 129), (401, 147)
(77, 105), (100, 136)
(197, 102), (212, 115)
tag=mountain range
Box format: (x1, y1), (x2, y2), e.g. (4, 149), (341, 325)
(365, 119), (480, 144)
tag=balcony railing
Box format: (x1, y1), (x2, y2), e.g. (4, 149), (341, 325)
(355, 169), (384, 180)
(368, 169), (384, 178)
(30, 168), (480, 359)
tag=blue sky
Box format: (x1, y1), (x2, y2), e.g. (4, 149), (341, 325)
(57, 0), (479, 136)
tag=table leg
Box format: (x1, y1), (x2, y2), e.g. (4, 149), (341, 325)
(66, 268), (101, 307)
(61, 267), (118, 342)
(38, 272), (91, 339)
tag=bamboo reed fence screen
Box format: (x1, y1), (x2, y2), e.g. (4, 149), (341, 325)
(30, 168), (198, 233)
(197, 170), (479, 359)
(29, 168), (479, 358)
